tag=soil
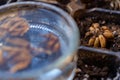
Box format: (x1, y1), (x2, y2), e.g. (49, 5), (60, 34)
(73, 49), (120, 80)
(81, 0), (111, 9)
(80, 0), (120, 10)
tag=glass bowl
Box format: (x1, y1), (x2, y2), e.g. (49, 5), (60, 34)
(0, 1), (79, 80)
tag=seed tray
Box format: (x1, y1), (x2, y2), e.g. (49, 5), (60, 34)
(73, 8), (120, 80)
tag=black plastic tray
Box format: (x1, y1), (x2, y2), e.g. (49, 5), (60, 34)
(75, 8), (120, 79)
